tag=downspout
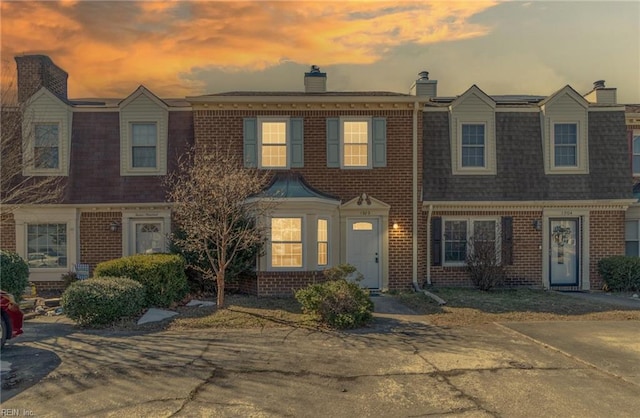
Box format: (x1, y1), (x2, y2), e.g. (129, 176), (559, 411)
(425, 203), (433, 286)
(412, 101), (419, 291)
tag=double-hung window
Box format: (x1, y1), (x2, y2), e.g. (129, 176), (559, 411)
(34, 123), (60, 169)
(625, 220), (640, 256)
(26, 223), (67, 269)
(633, 131), (640, 176)
(443, 218), (498, 265)
(317, 218), (329, 267)
(131, 123), (158, 168)
(553, 123), (578, 167)
(326, 117), (386, 169)
(343, 120), (370, 168)
(271, 217), (303, 268)
(461, 124), (485, 168)
(260, 120), (288, 168)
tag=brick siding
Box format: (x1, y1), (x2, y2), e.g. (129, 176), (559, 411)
(79, 211), (123, 273)
(1, 213), (16, 252)
(194, 108), (421, 294)
(589, 210), (625, 289)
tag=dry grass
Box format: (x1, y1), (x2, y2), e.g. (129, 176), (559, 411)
(395, 288), (640, 326)
(166, 295), (320, 330)
(73, 289), (640, 332)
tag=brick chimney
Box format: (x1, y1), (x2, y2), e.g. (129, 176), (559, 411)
(413, 71), (437, 98)
(584, 79), (617, 105)
(304, 65), (327, 93)
(15, 55), (68, 103)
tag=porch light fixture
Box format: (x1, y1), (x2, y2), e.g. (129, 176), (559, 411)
(532, 219), (542, 231)
(109, 221), (121, 232)
(393, 223), (399, 230)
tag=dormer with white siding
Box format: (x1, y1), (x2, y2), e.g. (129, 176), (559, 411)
(119, 86), (169, 176)
(449, 85), (497, 176)
(539, 85), (589, 175)
(22, 87), (73, 176)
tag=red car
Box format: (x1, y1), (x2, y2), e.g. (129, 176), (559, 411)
(1, 290), (24, 348)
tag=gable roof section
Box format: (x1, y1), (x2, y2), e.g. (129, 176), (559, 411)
(119, 85), (168, 110)
(27, 86), (72, 107)
(449, 85), (496, 110)
(538, 85), (589, 110)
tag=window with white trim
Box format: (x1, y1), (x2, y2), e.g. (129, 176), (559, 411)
(131, 123), (158, 168)
(461, 124), (485, 168)
(134, 222), (164, 254)
(317, 218), (328, 266)
(34, 123), (60, 169)
(625, 220), (640, 256)
(271, 217), (303, 268)
(342, 120), (370, 168)
(443, 218), (499, 265)
(259, 119), (288, 168)
(553, 123), (578, 167)
(633, 131), (640, 176)
(26, 223), (67, 269)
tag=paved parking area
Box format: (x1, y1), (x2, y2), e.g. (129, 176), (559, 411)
(1, 306), (639, 417)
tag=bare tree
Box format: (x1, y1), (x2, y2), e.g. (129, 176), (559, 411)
(1, 59), (63, 211)
(166, 148), (273, 308)
(465, 227), (506, 291)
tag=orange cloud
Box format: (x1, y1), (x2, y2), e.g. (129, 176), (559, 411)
(1, 1), (498, 98)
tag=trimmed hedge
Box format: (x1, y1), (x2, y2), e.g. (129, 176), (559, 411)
(295, 279), (373, 329)
(0, 250), (30, 302)
(94, 254), (189, 307)
(61, 277), (146, 327)
(598, 256), (640, 291)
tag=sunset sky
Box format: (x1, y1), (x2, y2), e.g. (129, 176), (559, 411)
(1, 0), (638, 103)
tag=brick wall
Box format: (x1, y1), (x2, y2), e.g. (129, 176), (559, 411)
(256, 270), (329, 297)
(15, 55), (68, 102)
(1, 213), (16, 252)
(79, 212), (123, 273)
(589, 210), (625, 289)
(194, 108), (419, 292)
(427, 210), (543, 287)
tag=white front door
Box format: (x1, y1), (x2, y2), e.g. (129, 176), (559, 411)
(346, 218), (381, 289)
(549, 218), (579, 286)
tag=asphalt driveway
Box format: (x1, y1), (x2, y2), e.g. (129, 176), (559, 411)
(1, 297), (639, 417)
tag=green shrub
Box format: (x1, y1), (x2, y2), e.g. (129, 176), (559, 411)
(295, 264), (373, 329)
(61, 277), (146, 327)
(94, 254), (189, 307)
(598, 256), (640, 291)
(0, 250), (30, 302)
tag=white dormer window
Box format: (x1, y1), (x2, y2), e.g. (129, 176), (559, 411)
(449, 86), (496, 176)
(120, 86), (168, 176)
(22, 88), (71, 177)
(540, 86), (589, 175)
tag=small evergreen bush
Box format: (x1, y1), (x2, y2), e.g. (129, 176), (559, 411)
(598, 256), (640, 291)
(295, 264), (373, 329)
(0, 250), (30, 302)
(94, 254), (189, 307)
(61, 277), (146, 327)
